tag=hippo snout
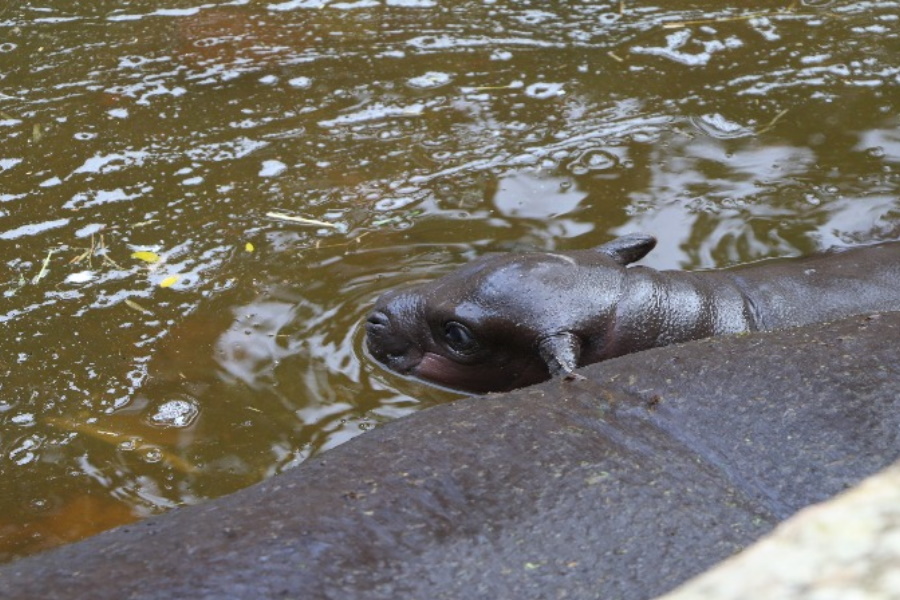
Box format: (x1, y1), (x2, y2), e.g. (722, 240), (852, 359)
(364, 307), (423, 374)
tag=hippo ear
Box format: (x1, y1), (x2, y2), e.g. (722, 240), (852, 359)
(538, 332), (582, 378)
(595, 233), (657, 265)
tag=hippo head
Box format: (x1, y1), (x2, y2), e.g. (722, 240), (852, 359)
(365, 234), (657, 393)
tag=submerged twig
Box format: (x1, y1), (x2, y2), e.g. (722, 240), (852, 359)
(757, 108), (790, 135)
(267, 212), (340, 229)
(125, 298), (154, 315)
(31, 249), (54, 285)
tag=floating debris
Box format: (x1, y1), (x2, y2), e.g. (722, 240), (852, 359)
(756, 108), (790, 135)
(124, 298), (153, 314)
(159, 275), (179, 288)
(245, 242), (255, 252)
(131, 250), (161, 263)
(266, 212), (347, 231)
(31, 249), (54, 285)
(132, 219), (158, 228)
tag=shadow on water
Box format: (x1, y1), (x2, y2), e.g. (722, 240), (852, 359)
(0, 0), (897, 560)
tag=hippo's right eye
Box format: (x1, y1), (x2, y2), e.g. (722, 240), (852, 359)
(443, 321), (479, 355)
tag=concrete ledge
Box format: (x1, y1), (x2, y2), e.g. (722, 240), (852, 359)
(659, 461), (900, 600)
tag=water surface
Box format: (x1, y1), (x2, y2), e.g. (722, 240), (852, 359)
(1, 0), (898, 560)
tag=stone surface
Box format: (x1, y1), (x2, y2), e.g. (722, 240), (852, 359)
(2, 312), (899, 600)
(659, 461), (900, 600)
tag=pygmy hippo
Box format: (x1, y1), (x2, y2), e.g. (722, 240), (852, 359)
(365, 234), (900, 393)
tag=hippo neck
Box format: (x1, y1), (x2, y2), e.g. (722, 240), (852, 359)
(605, 267), (758, 358)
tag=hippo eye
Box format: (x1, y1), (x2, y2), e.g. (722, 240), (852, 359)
(442, 321), (479, 355)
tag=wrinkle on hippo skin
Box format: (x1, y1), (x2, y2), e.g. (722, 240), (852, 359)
(2, 312), (900, 600)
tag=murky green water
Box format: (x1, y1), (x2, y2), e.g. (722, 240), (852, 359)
(1, 0), (897, 561)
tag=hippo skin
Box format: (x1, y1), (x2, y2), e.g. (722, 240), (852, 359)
(2, 313), (900, 599)
(366, 234), (900, 392)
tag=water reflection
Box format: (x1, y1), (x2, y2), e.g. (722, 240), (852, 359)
(0, 0), (898, 562)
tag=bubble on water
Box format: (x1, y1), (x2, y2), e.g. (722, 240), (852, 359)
(804, 194), (822, 206)
(568, 148), (618, 173)
(583, 149), (618, 171)
(599, 13), (621, 25)
(866, 146), (885, 159)
(407, 71), (452, 89)
(515, 10), (555, 25)
(375, 196), (417, 211)
(569, 164), (588, 176)
(142, 447), (163, 463)
(524, 82), (564, 99)
(147, 398), (200, 428)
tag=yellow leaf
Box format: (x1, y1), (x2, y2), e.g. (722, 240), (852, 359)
(131, 251), (161, 263)
(159, 275), (179, 288)
(245, 242), (254, 252)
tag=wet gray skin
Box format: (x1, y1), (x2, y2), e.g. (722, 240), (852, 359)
(366, 234), (900, 393)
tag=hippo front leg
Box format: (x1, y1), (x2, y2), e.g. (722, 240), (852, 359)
(538, 332), (587, 382)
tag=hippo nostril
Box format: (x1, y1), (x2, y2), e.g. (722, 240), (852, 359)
(365, 311), (390, 332)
